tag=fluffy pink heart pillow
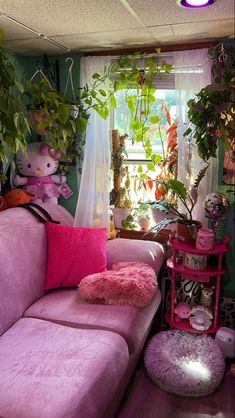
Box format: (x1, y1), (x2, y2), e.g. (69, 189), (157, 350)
(79, 262), (158, 308)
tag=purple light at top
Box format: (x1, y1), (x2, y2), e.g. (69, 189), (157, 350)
(178, 0), (215, 8)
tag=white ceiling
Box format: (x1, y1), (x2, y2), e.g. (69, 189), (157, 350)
(0, 0), (234, 55)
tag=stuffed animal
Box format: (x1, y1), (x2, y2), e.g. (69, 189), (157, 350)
(14, 142), (67, 204)
(0, 195), (8, 211)
(4, 188), (35, 208)
(174, 302), (191, 323)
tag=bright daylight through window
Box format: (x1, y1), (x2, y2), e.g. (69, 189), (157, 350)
(112, 87), (177, 205)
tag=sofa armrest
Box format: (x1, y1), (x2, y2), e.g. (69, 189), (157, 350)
(106, 238), (166, 275)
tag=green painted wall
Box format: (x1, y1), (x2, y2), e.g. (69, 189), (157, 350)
(13, 52), (82, 216)
(218, 145), (235, 298)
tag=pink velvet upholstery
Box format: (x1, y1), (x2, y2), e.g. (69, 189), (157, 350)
(106, 238), (165, 271)
(0, 204), (73, 335)
(0, 318), (129, 418)
(0, 203), (165, 418)
(24, 288), (161, 354)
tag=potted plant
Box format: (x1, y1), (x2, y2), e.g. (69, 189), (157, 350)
(122, 203), (151, 231)
(110, 130), (134, 228)
(184, 83), (234, 162)
(146, 166), (209, 244)
(0, 28), (30, 180)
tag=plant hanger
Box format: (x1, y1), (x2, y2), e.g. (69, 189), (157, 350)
(30, 65), (52, 89)
(64, 57), (76, 101)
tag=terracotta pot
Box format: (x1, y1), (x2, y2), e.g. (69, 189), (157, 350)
(177, 220), (202, 245)
(27, 110), (49, 136)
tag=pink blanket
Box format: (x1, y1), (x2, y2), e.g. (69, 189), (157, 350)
(79, 262), (158, 308)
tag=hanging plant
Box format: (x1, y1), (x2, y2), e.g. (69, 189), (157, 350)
(184, 83), (234, 162)
(0, 28), (30, 176)
(184, 43), (235, 162)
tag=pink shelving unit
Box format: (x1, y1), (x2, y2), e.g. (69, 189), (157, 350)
(165, 232), (230, 334)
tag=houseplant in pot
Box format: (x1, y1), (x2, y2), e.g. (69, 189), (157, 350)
(122, 203), (151, 231)
(0, 28), (30, 179)
(110, 130), (133, 228)
(146, 166), (209, 244)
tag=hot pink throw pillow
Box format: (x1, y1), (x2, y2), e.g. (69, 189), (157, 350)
(79, 262), (157, 308)
(45, 223), (107, 290)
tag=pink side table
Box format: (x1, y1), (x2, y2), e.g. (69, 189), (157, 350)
(166, 232), (230, 334)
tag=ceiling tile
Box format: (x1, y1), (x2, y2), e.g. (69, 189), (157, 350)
(0, 17), (32, 39)
(4, 36), (66, 56)
(51, 27), (174, 51)
(0, 0), (143, 36)
(127, 0), (235, 26)
(172, 19), (235, 39)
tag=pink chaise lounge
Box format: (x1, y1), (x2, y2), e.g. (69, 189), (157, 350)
(0, 204), (165, 418)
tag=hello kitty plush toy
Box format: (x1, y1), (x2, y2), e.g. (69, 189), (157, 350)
(14, 142), (69, 204)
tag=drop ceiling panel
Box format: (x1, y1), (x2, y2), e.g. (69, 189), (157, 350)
(4, 37), (66, 55)
(172, 19), (235, 40)
(0, 16), (32, 39)
(0, 0), (143, 36)
(127, 0), (235, 26)
(52, 26), (172, 51)
(0, 0), (234, 55)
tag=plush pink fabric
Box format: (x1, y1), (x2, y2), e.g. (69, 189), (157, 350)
(79, 262), (158, 308)
(106, 238), (165, 271)
(24, 288), (161, 354)
(0, 318), (129, 418)
(0, 203), (73, 335)
(45, 223), (107, 290)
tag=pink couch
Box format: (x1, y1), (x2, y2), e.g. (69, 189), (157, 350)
(0, 204), (165, 418)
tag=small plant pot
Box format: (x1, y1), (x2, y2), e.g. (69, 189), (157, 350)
(138, 215), (150, 231)
(111, 207), (133, 229)
(177, 220), (202, 245)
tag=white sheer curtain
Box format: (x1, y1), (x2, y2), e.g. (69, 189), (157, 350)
(174, 48), (217, 225)
(74, 56), (112, 230)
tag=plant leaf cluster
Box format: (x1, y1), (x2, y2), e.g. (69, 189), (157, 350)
(0, 28), (30, 173)
(184, 84), (234, 161)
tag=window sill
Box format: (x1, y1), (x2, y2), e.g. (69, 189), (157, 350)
(118, 228), (170, 244)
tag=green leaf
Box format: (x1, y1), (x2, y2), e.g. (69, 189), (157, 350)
(137, 165), (143, 173)
(0, 28), (4, 44)
(110, 94), (117, 109)
(151, 154), (162, 164)
(150, 115), (161, 124)
(15, 81), (24, 94)
(58, 103), (70, 123)
(92, 73), (100, 79)
(167, 179), (188, 200)
(98, 89), (106, 97)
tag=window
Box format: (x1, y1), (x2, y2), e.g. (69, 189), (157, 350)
(112, 85), (177, 205)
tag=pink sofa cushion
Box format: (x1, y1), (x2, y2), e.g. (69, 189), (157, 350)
(0, 318), (129, 418)
(45, 223), (107, 290)
(0, 203), (73, 336)
(24, 288), (161, 354)
(106, 238), (165, 271)
(79, 262), (158, 308)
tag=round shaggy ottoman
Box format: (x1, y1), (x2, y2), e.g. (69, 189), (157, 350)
(144, 329), (225, 397)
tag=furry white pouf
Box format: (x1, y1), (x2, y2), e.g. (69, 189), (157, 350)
(144, 329), (225, 397)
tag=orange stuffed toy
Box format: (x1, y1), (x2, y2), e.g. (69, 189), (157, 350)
(3, 188), (35, 208)
(0, 196), (8, 211)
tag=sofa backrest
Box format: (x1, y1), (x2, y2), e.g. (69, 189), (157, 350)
(0, 203), (73, 335)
